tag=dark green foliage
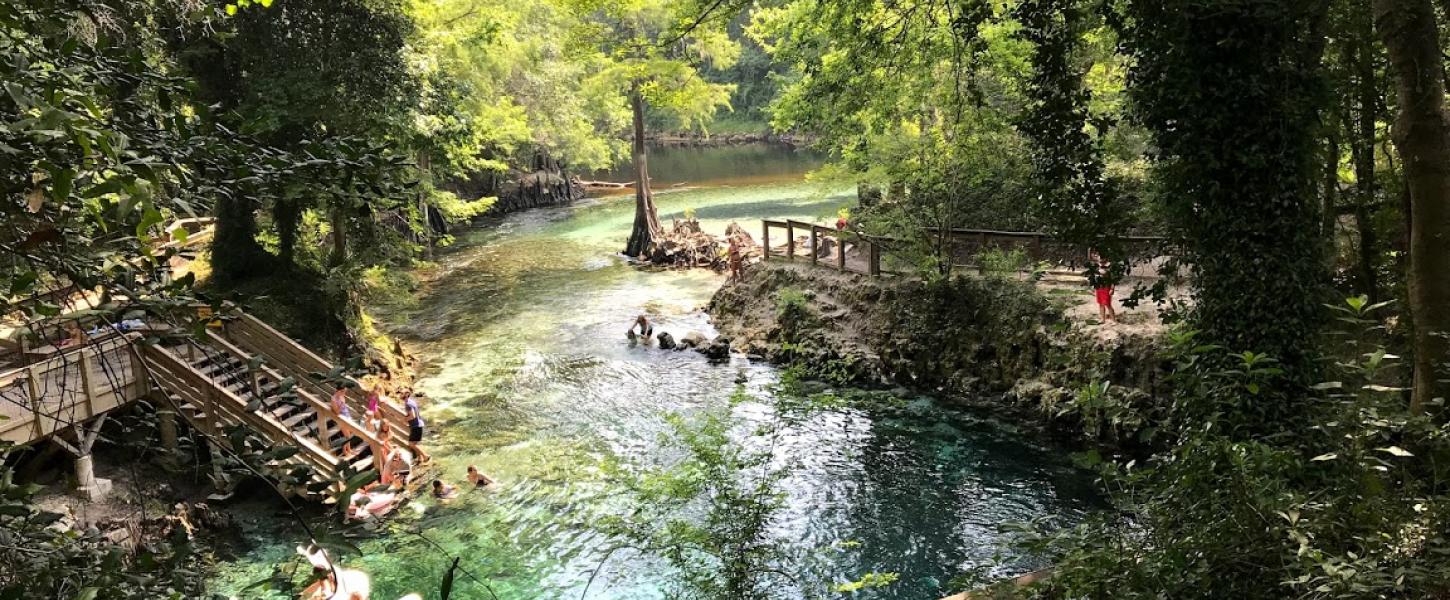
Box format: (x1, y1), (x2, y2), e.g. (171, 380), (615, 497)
(191, 0), (416, 142)
(0, 449), (207, 599)
(1018, 299), (1450, 599)
(2, 0), (223, 303)
(1119, 0), (1331, 401)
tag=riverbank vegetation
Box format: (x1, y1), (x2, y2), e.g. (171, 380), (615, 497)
(8, 0), (1450, 597)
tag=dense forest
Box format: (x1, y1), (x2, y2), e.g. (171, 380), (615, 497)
(5, 0), (1450, 598)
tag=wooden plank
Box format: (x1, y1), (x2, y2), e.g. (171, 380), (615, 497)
(204, 331), (386, 465)
(141, 344), (340, 475)
(225, 315), (409, 439)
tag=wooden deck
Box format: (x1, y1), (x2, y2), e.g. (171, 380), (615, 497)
(0, 332), (148, 445)
(0, 308), (411, 501)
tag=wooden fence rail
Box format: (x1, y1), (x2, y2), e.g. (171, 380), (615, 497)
(222, 312), (411, 442)
(762, 219), (883, 276)
(761, 220), (1172, 279)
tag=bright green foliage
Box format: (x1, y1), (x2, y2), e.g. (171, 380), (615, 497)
(750, 0), (1153, 277)
(408, 0), (629, 173)
(751, 0), (1030, 175)
(1013, 0), (1136, 280)
(562, 0), (738, 134)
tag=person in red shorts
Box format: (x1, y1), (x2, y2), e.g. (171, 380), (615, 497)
(1088, 250), (1117, 324)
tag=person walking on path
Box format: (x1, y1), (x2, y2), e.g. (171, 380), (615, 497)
(727, 236), (744, 280)
(1088, 250), (1117, 324)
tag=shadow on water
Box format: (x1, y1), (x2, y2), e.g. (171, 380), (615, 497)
(207, 144), (1102, 600)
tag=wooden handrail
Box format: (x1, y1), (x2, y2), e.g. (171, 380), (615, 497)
(203, 330), (386, 471)
(223, 313), (410, 440)
(141, 344), (341, 474)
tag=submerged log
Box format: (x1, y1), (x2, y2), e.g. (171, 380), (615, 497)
(575, 179), (635, 191)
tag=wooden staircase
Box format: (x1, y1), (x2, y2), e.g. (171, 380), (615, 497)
(137, 315), (409, 501)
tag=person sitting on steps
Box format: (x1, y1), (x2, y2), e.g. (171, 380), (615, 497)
(626, 314), (654, 343)
(377, 428), (412, 488)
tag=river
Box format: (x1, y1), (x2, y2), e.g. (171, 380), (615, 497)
(210, 143), (1101, 599)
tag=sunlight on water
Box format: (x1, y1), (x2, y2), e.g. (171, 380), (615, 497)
(208, 144), (1100, 599)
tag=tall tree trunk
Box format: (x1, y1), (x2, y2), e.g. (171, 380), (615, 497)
(274, 197), (302, 269)
(1351, 5), (1381, 303)
(1376, 0), (1450, 412)
(1324, 132), (1340, 240)
(624, 87), (662, 258)
(212, 194), (267, 280)
(329, 204), (347, 267)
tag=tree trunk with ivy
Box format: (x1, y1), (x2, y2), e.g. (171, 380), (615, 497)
(1376, 0), (1450, 412)
(1121, 0), (1330, 405)
(212, 194), (268, 280)
(624, 86), (662, 259)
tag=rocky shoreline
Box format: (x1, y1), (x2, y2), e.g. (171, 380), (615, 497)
(706, 261), (1169, 449)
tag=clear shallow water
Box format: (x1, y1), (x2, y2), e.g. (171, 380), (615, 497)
(210, 144), (1101, 599)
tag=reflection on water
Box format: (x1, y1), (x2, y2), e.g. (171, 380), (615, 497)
(208, 144), (1100, 599)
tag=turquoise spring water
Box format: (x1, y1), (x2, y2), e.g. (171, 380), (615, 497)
(207, 144), (1101, 599)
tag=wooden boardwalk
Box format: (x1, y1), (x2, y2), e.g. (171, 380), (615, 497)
(0, 309), (409, 501)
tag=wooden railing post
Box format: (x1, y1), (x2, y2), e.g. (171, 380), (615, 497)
(248, 368), (261, 399)
(838, 232), (848, 271)
(869, 241), (881, 277)
(810, 226), (819, 265)
(26, 367), (43, 439)
(978, 231), (988, 274)
(762, 221), (770, 260)
(79, 350), (96, 419)
(785, 222), (795, 260)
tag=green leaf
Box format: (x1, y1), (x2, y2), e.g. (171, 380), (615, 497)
(137, 206), (164, 239)
(50, 167), (75, 203)
(9, 270), (37, 296)
(73, 587), (99, 600)
(1378, 446), (1413, 458)
(1310, 453), (1337, 462)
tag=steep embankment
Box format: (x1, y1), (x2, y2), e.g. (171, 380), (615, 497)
(708, 262), (1168, 446)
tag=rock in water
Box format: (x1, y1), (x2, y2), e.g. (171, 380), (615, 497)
(657, 332), (676, 350)
(698, 336), (732, 362)
(680, 331), (707, 348)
